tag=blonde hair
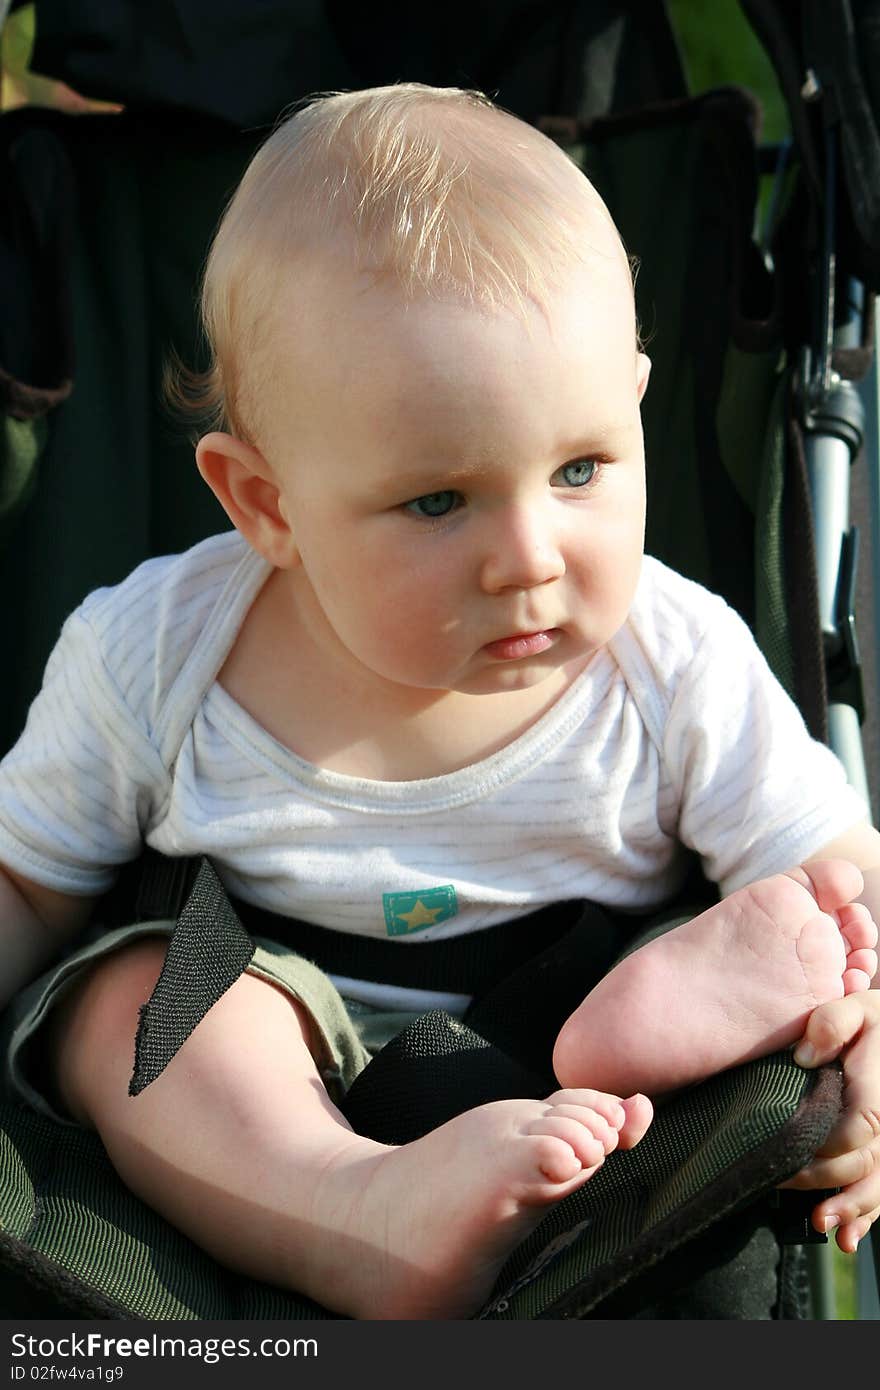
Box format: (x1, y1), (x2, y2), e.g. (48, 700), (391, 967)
(169, 83), (631, 442)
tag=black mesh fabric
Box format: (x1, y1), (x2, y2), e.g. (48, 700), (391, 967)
(341, 1011), (549, 1144)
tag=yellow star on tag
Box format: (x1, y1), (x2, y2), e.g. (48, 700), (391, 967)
(383, 885), (458, 935)
(396, 898), (445, 929)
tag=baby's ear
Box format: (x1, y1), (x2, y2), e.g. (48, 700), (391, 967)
(195, 432), (299, 569)
(636, 353), (651, 402)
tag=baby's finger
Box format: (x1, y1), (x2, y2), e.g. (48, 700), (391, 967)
(793, 992), (877, 1067)
(834, 1204), (880, 1254)
(785, 1090), (880, 1174)
(780, 1134), (880, 1191)
(810, 1184), (880, 1254)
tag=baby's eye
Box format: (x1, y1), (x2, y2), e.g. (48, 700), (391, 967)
(404, 490), (460, 519)
(551, 459), (598, 488)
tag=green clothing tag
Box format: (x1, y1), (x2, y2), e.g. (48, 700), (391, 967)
(383, 886), (459, 936)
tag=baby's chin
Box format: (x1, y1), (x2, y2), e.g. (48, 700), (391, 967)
(451, 656), (587, 698)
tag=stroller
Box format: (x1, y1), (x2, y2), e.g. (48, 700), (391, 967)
(0, 0), (879, 1319)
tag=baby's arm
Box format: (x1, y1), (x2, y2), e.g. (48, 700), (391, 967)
(0, 861), (95, 1011)
(784, 821), (880, 1250)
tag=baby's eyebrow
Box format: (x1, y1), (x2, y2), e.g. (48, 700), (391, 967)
(378, 460), (489, 492)
(386, 431), (637, 487)
(376, 421), (642, 492)
(550, 422), (640, 456)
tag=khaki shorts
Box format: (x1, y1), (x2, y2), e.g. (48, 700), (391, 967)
(1, 920), (425, 1126)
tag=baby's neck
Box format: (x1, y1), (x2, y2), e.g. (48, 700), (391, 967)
(299, 680), (579, 780)
(219, 568), (587, 781)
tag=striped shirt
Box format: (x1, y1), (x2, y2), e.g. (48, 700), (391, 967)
(0, 532), (866, 982)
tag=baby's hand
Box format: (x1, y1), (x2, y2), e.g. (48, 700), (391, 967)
(779, 989), (880, 1252)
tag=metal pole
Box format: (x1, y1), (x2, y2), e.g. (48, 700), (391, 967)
(862, 298), (880, 786)
(856, 297), (880, 1316)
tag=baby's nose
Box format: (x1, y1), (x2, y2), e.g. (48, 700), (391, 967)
(479, 510), (566, 593)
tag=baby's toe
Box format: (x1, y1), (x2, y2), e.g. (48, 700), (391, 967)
(545, 1101), (621, 1135)
(798, 860), (865, 914)
(843, 949), (878, 994)
(619, 1093), (654, 1147)
(529, 1130), (600, 1183)
(838, 902), (879, 951)
(534, 1114), (611, 1165)
(543, 1089), (626, 1127)
(533, 1105), (618, 1148)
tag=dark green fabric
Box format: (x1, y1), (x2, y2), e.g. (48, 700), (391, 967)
(564, 95), (801, 702)
(0, 417), (43, 543)
(0, 1051), (839, 1320)
(0, 111), (256, 754)
(0, 1103), (329, 1319)
(557, 93), (828, 734)
(481, 1056), (840, 1319)
(30, 0), (688, 132)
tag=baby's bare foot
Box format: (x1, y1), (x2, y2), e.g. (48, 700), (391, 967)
(553, 860), (878, 1099)
(299, 1088), (652, 1319)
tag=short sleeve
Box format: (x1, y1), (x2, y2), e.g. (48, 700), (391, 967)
(0, 609), (169, 893)
(664, 600), (868, 893)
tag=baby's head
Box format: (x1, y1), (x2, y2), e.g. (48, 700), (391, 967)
(187, 82), (640, 445)
(189, 84), (651, 700)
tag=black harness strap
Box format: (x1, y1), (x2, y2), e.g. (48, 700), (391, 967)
(232, 892), (624, 994)
(129, 858), (254, 1095)
(125, 852), (629, 1097)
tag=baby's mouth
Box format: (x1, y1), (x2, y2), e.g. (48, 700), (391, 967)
(482, 630), (560, 661)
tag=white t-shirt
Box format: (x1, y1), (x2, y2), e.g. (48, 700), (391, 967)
(0, 531), (866, 1007)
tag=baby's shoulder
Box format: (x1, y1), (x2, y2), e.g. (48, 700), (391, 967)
(609, 558), (754, 737)
(81, 530), (249, 646)
(77, 531), (264, 733)
(621, 555), (736, 661)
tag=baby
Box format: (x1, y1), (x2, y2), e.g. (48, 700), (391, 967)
(0, 84), (879, 1321)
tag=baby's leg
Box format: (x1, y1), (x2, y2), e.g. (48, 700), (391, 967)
(554, 860), (879, 1099)
(50, 938), (651, 1321)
